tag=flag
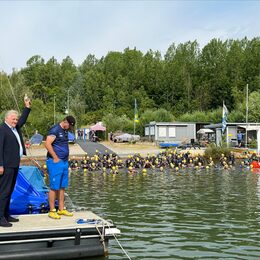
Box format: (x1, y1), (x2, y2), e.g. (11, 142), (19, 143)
(134, 99), (139, 123)
(222, 102), (228, 134)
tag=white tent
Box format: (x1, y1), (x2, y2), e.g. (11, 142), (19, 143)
(197, 128), (214, 134)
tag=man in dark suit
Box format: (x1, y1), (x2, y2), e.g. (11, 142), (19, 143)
(0, 96), (31, 227)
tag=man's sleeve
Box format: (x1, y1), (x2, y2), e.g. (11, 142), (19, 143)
(17, 107), (31, 128)
(0, 128), (4, 166)
(47, 126), (57, 138)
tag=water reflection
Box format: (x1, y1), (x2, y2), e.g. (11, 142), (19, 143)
(67, 168), (260, 260)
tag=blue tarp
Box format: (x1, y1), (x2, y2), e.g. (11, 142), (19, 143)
(19, 166), (49, 193)
(10, 166), (49, 215)
(159, 142), (179, 148)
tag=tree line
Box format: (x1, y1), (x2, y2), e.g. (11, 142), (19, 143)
(0, 37), (259, 137)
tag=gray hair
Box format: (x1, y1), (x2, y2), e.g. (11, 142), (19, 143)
(5, 110), (19, 119)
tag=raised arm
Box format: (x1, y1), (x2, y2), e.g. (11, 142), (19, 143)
(17, 95), (31, 128)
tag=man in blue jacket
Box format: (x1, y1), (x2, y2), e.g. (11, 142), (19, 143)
(0, 96), (31, 227)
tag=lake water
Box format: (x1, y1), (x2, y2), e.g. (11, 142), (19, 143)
(67, 168), (260, 260)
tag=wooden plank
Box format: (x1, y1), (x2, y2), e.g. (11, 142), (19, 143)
(0, 211), (110, 234)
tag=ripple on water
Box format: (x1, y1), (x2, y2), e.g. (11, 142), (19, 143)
(68, 169), (260, 260)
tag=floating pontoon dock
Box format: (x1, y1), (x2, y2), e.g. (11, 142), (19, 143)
(0, 211), (120, 260)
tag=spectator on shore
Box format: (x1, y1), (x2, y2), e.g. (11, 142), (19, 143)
(237, 131), (243, 147)
(109, 132), (114, 142)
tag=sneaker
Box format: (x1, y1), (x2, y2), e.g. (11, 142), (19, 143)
(48, 209), (61, 219)
(57, 209), (73, 217)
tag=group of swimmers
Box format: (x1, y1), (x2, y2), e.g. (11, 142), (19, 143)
(65, 148), (259, 174)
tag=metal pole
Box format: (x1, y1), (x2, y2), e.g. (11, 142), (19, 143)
(134, 99), (136, 135)
(67, 89), (70, 115)
(245, 84), (248, 148)
(54, 94), (56, 125)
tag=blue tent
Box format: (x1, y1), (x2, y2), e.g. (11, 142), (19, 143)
(10, 166), (49, 215)
(29, 133), (43, 145)
(68, 131), (75, 143)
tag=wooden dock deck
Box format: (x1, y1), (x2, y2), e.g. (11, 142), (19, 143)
(0, 211), (120, 260)
(0, 211), (109, 234)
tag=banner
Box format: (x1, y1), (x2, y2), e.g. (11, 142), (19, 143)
(222, 102), (228, 134)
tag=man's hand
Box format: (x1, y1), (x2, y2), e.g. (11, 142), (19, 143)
(24, 94), (31, 108)
(53, 157), (60, 163)
(0, 166), (4, 175)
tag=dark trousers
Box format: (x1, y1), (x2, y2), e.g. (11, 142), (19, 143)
(0, 167), (19, 218)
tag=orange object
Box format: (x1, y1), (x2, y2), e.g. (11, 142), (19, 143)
(251, 161), (260, 168)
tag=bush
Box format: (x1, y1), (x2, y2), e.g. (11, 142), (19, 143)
(248, 138), (257, 149)
(204, 143), (231, 162)
(102, 113), (133, 133)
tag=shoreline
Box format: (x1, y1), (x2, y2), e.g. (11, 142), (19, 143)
(21, 141), (253, 166)
(23, 141), (206, 159)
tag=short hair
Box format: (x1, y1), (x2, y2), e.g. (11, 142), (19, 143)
(5, 110), (19, 119)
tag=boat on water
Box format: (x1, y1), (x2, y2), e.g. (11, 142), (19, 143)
(1, 166), (120, 259)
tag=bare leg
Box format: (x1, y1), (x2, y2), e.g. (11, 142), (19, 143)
(58, 188), (65, 210)
(49, 189), (57, 211)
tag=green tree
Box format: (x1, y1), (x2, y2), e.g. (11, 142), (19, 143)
(102, 86), (116, 114)
(199, 39), (229, 109)
(226, 39), (247, 109)
(243, 37), (260, 92)
(21, 55), (46, 101)
(164, 41), (200, 113)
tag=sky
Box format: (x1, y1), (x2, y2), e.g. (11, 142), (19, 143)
(0, 0), (259, 74)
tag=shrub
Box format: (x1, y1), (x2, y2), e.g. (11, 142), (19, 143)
(204, 143), (231, 162)
(248, 138), (257, 149)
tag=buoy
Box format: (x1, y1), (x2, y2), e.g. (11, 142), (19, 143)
(251, 161), (260, 168)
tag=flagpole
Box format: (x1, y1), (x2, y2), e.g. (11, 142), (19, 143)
(245, 84), (248, 148)
(53, 94), (56, 125)
(134, 99), (136, 135)
(224, 101), (228, 147)
(222, 101), (228, 146)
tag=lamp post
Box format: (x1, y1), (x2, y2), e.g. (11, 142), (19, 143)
(65, 88), (70, 115)
(67, 89), (70, 115)
(53, 94), (56, 125)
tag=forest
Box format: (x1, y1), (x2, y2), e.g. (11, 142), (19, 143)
(0, 37), (259, 137)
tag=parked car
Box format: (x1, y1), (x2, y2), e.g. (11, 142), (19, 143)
(114, 133), (140, 143)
